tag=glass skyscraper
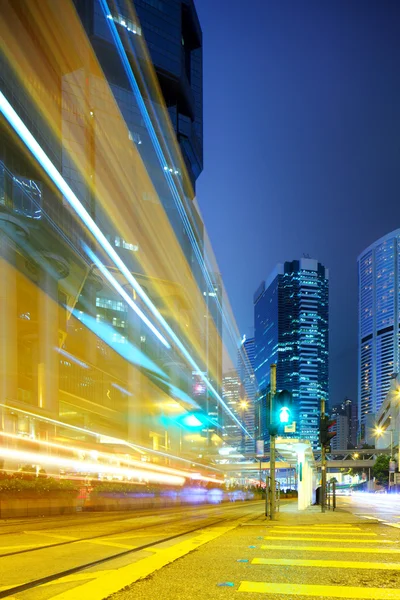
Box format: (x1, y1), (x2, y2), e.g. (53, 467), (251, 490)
(254, 259), (329, 448)
(358, 229), (400, 429)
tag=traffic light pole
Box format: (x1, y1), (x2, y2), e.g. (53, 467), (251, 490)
(321, 398), (326, 513)
(269, 364), (277, 520)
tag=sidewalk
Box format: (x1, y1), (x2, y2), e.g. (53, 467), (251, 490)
(271, 499), (374, 525)
(111, 499), (400, 600)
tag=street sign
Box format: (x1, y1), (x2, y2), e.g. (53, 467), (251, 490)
(389, 460), (396, 473)
(256, 440), (264, 457)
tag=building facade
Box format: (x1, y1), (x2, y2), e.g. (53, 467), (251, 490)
(254, 258), (329, 448)
(238, 336), (256, 453)
(0, 0), (238, 481)
(330, 414), (349, 451)
(358, 229), (400, 428)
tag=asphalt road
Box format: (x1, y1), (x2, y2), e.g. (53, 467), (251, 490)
(1, 497), (399, 600)
(0, 499), (266, 600)
(110, 497), (400, 600)
(339, 493), (400, 526)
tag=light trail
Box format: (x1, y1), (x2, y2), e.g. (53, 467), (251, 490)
(0, 403), (223, 474)
(0, 447), (185, 486)
(0, 91), (252, 439)
(0, 431), (223, 484)
(100, 0), (248, 377)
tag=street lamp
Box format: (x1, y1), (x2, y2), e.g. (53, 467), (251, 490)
(374, 425), (394, 490)
(374, 425), (393, 458)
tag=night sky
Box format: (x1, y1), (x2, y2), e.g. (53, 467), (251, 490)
(196, 0), (400, 407)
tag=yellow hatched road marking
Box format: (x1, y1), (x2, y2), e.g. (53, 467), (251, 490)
(238, 581), (400, 598)
(252, 557), (400, 570)
(270, 530), (376, 536)
(42, 524), (238, 600)
(261, 544), (400, 554)
(0, 544), (42, 550)
(264, 536), (394, 543)
(27, 531), (77, 541)
(78, 539), (136, 549)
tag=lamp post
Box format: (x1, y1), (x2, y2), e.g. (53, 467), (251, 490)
(374, 426), (393, 488)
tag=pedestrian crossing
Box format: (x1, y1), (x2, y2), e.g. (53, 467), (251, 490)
(238, 523), (400, 598)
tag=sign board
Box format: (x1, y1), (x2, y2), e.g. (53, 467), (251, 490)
(284, 421), (296, 433)
(389, 460), (397, 473)
(256, 440), (264, 457)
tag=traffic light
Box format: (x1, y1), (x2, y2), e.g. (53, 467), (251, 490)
(269, 390), (295, 436)
(320, 415), (336, 448)
(178, 412), (206, 430)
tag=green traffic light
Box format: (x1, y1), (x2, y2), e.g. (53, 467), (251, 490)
(279, 406), (290, 424)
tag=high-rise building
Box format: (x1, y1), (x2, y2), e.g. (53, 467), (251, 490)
(73, 0), (203, 192)
(358, 229), (400, 428)
(222, 370), (242, 448)
(238, 336), (256, 453)
(254, 258), (329, 448)
(330, 414), (349, 450)
(0, 0), (224, 465)
(341, 397), (358, 448)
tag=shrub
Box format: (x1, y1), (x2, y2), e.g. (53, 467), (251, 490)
(0, 473), (78, 497)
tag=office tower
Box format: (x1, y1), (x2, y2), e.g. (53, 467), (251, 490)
(254, 258), (329, 448)
(0, 0), (213, 460)
(341, 397), (358, 448)
(73, 0), (203, 192)
(222, 370), (242, 448)
(238, 336), (256, 453)
(358, 229), (400, 428)
(330, 414), (349, 450)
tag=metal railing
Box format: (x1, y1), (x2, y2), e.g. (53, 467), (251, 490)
(326, 479), (336, 511)
(265, 476), (281, 518)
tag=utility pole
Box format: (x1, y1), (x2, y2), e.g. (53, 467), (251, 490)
(269, 364), (277, 520)
(321, 398), (326, 513)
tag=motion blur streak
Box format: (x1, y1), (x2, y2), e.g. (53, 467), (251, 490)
(0, 403), (223, 474)
(0, 90), (251, 437)
(0, 447), (185, 486)
(0, 91), (170, 350)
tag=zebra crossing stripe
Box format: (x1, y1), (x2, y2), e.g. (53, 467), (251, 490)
(252, 557), (400, 569)
(238, 581), (400, 598)
(261, 544), (400, 554)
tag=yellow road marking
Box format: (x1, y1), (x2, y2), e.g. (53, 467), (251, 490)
(0, 544), (42, 551)
(264, 536), (394, 543)
(78, 539), (136, 549)
(238, 581), (400, 598)
(270, 530), (376, 536)
(27, 531), (77, 541)
(270, 525), (356, 528)
(44, 524), (238, 600)
(252, 557), (400, 570)
(261, 544), (400, 554)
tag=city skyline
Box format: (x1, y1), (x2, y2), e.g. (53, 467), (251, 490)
(197, 0), (400, 407)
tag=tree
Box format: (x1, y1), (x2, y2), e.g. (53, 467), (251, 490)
(372, 455), (390, 487)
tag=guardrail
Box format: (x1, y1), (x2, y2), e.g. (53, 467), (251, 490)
(326, 479), (336, 511)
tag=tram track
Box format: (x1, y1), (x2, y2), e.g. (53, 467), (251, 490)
(0, 504), (260, 598)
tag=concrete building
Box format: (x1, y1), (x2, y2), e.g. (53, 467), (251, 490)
(375, 374), (400, 459)
(331, 414), (349, 450)
(358, 229), (400, 428)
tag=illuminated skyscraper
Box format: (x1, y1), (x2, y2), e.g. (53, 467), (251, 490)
(238, 336), (256, 453)
(358, 229), (400, 427)
(254, 258), (329, 448)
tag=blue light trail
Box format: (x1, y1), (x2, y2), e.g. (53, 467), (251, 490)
(0, 90), (252, 439)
